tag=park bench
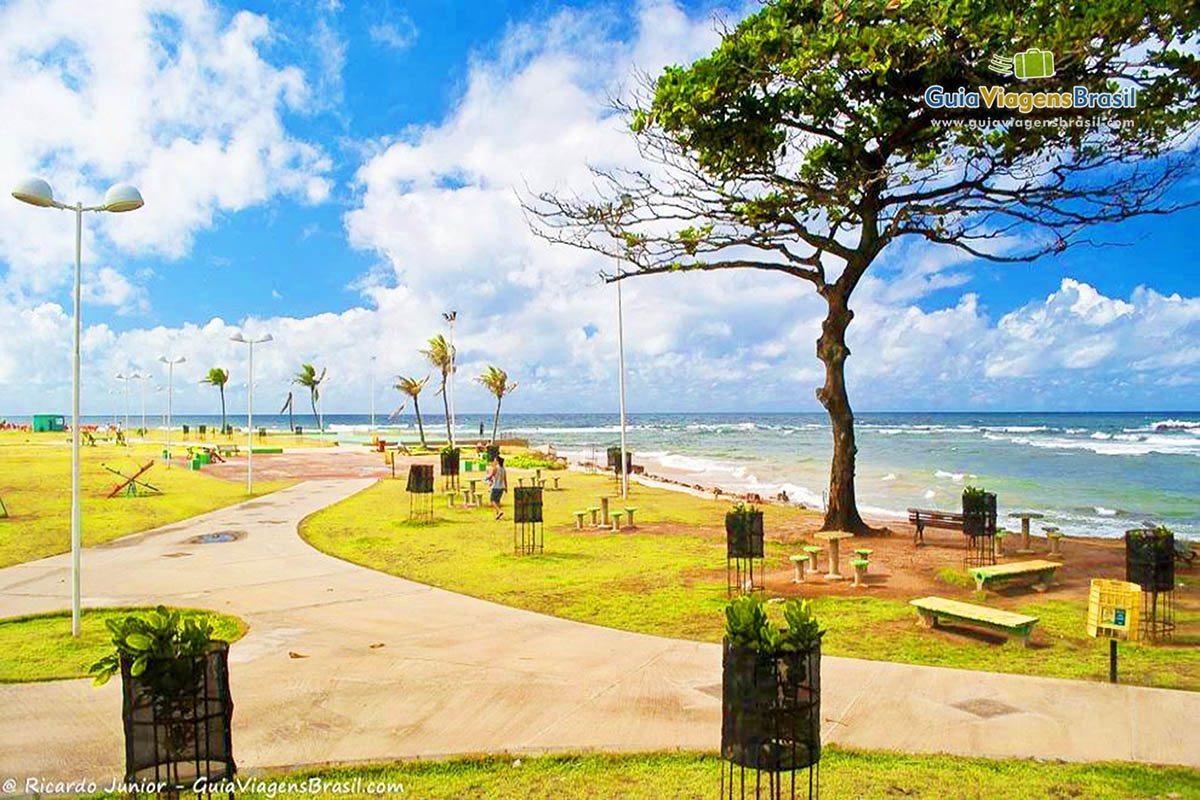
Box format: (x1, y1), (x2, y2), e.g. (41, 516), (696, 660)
(908, 508), (964, 546)
(968, 560), (1062, 593)
(910, 596), (1039, 647)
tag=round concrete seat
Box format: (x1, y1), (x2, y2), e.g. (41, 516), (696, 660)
(573, 510), (587, 530)
(851, 558), (870, 587)
(788, 553), (810, 583)
(624, 507), (638, 527)
(611, 510), (625, 531)
(801, 545), (822, 574)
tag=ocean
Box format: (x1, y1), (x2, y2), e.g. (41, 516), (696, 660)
(58, 410), (1200, 540)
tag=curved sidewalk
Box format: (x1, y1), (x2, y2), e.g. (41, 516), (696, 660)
(0, 479), (1196, 785)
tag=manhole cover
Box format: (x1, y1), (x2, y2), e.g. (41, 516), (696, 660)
(188, 531), (244, 544)
(952, 698), (1020, 719)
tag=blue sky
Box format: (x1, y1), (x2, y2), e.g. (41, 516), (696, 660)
(1, 0), (1198, 416)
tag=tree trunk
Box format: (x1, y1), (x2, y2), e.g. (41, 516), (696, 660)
(440, 375), (452, 443)
(413, 396), (427, 447)
(310, 392), (320, 432)
(491, 397), (502, 444)
(815, 289), (868, 534)
(219, 386), (226, 431)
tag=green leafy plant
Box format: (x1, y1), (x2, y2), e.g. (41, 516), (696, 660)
(724, 595), (823, 654)
(88, 605), (217, 691)
(962, 486), (986, 499)
(504, 453), (566, 471)
(440, 445), (461, 457)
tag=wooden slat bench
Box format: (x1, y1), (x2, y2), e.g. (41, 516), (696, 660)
(908, 508), (964, 546)
(910, 596), (1039, 647)
(968, 560), (1062, 593)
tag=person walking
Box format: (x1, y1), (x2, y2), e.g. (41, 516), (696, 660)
(486, 454), (508, 519)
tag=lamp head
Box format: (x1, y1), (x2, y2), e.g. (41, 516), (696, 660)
(11, 177), (56, 208)
(260, 333), (274, 343)
(102, 183), (143, 213)
(229, 333), (247, 343)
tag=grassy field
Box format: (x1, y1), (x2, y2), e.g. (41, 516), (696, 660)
(87, 750), (1200, 799)
(0, 607), (247, 682)
(301, 470), (1199, 690)
(0, 435), (293, 568)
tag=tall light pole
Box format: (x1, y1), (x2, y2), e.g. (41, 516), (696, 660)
(115, 372), (142, 433)
(369, 355), (376, 430)
(159, 355), (185, 461)
(230, 332), (272, 494)
(137, 373), (150, 435)
(12, 177), (143, 638)
(616, 277), (630, 500)
(443, 311), (457, 446)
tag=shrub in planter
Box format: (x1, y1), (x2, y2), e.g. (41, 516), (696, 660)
(440, 446), (461, 476)
(961, 486), (997, 536)
(1126, 527), (1174, 592)
(89, 607), (235, 789)
(485, 444), (501, 462)
(514, 486), (544, 523)
(722, 595), (822, 772)
(606, 446), (633, 473)
(726, 504), (765, 559)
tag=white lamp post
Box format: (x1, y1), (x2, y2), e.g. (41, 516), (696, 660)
(443, 311), (457, 446)
(12, 177), (143, 637)
(115, 372), (142, 433)
(616, 278), (630, 500)
(159, 356), (185, 462)
(137, 373), (150, 436)
(230, 332), (272, 494)
(370, 355), (376, 431)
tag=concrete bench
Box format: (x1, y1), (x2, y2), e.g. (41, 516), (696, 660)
(910, 596), (1039, 647)
(969, 560), (1062, 593)
(908, 508), (964, 546)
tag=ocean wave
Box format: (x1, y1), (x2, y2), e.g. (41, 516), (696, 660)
(983, 431), (1200, 457)
(1151, 419), (1200, 431)
(881, 473), (897, 482)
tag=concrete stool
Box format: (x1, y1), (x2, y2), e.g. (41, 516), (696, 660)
(518, 477), (526, 487)
(445, 491), (457, 508)
(573, 511), (586, 530)
(995, 529), (1009, 557)
(802, 545), (822, 575)
(553, 477), (561, 490)
(462, 488), (474, 506)
(851, 559), (870, 587)
(473, 492), (484, 506)
(611, 510), (625, 531)
(587, 506), (601, 525)
(1045, 526), (1063, 557)
(624, 507), (638, 527)
(789, 554), (810, 583)
(853, 548), (873, 562)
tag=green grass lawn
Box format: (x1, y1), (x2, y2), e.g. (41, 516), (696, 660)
(0, 437), (293, 568)
(87, 750), (1200, 799)
(0, 607), (247, 682)
(301, 470), (1200, 690)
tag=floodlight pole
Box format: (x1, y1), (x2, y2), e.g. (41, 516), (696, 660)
(159, 356), (185, 465)
(617, 275), (629, 501)
(370, 356), (376, 430)
(444, 311), (457, 447)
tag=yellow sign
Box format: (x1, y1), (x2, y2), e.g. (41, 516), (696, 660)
(1087, 579), (1141, 641)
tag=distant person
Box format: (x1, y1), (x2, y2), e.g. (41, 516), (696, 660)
(479, 421), (485, 437)
(486, 455), (508, 520)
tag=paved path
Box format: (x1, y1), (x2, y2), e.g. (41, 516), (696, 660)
(1, 480), (1197, 787)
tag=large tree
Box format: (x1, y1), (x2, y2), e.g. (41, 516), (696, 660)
(529, 0), (1200, 533)
(395, 375), (431, 448)
(293, 364), (326, 432)
(201, 368), (229, 431)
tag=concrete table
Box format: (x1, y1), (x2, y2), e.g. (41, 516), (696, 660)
(1008, 512), (1044, 554)
(815, 531), (855, 581)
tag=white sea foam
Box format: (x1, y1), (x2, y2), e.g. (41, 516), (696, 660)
(934, 470), (966, 483)
(1151, 419), (1200, 431)
(1094, 506), (1118, 516)
(923, 489), (937, 500)
(881, 473), (897, 482)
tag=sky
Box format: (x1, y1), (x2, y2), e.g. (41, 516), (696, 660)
(0, 0), (1198, 417)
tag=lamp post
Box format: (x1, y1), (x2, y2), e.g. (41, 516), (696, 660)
(370, 356), (376, 431)
(616, 277), (629, 501)
(137, 373), (150, 436)
(159, 355), (185, 462)
(12, 177), (143, 637)
(443, 311), (457, 446)
(230, 332), (272, 494)
(115, 372), (142, 434)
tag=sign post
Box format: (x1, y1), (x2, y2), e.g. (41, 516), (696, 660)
(1086, 578), (1142, 684)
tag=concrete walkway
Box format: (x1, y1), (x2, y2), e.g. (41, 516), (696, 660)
(1, 479), (1197, 786)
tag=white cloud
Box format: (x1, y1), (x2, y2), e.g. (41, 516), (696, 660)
(369, 16), (418, 52)
(0, 0), (332, 296)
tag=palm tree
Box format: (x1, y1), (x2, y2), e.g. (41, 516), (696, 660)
(394, 375), (430, 448)
(201, 368), (229, 431)
(420, 335), (454, 444)
(292, 363), (326, 431)
(475, 365), (517, 444)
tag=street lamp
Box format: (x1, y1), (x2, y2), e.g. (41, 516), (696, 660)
(229, 332), (272, 494)
(616, 278), (630, 500)
(443, 311), (457, 446)
(115, 372), (143, 434)
(369, 355), (376, 431)
(137, 373), (150, 436)
(159, 355), (186, 461)
(12, 176), (144, 637)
